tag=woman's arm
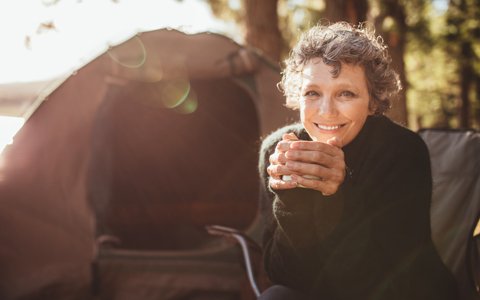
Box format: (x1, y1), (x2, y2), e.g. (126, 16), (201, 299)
(258, 125), (343, 291)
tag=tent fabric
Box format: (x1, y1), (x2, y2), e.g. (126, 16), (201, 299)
(92, 214), (265, 300)
(0, 78), (66, 118)
(93, 247), (248, 300)
(88, 78), (261, 250)
(419, 129), (480, 300)
(0, 29), (297, 300)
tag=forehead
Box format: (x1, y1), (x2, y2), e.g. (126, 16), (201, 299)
(301, 58), (366, 85)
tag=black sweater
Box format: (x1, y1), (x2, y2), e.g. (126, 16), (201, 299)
(259, 115), (458, 300)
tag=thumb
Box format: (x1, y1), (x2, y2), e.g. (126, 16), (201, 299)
(327, 136), (343, 148)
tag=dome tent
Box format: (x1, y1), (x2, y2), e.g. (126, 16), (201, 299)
(0, 29), (297, 300)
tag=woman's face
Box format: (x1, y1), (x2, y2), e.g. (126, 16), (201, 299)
(299, 58), (372, 146)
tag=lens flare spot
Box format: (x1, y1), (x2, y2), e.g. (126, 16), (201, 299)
(174, 91), (198, 114)
(161, 80), (191, 108)
(107, 36), (147, 69)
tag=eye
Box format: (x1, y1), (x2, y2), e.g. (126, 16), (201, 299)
(339, 90), (356, 98)
(303, 90), (319, 97)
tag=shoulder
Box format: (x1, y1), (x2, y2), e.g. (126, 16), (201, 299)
(351, 116), (433, 199)
(368, 115), (429, 157)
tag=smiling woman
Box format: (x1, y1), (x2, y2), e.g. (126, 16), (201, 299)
(259, 22), (459, 300)
(298, 58), (371, 146)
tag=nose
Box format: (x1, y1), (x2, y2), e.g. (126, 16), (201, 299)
(319, 96), (337, 116)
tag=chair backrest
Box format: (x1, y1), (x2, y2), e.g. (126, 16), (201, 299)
(419, 129), (480, 300)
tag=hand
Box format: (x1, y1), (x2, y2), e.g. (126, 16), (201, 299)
(278, 137), (346, 196)
(267, 133), (299, 190)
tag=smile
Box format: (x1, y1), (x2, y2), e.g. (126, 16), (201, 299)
(315, 123), (345, 131)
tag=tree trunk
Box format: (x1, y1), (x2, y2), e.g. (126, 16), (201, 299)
(244, 0), (283, 62)
(325, 0), (368, 24)
(374, 0), (409, 126)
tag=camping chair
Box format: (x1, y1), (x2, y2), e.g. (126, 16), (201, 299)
(207, 128), (480, 300)
(419, 128), (480, 300)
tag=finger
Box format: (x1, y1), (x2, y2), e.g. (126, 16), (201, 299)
(269, 177), (298, 190)
(327, 136), (343, 148)
(267, 164), (294, 178)
(276, 140), (293, 152)
(286, 160), (344, 182)
(285, 149), (338, 166)
(269, 152), (288, 165)
(275, 133), (299, 152)
(291, 174), (338, 196)
(289, 141), (343, 158)
(282, 132), (299, 141)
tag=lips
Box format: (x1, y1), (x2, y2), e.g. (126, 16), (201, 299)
(315, 123), (345, 131)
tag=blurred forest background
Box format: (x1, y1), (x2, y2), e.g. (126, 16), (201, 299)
(200, 0), (480, 130)
(41, 0), (480, 130)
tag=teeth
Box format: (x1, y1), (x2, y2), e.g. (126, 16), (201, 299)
(317, 124), (341, 130)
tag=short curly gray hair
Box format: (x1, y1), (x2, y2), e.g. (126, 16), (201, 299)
(279, 22), (401, 114)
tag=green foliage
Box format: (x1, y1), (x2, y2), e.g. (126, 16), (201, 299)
(369, 0), (480, 129)
(278, 0), (324, 51)
(403, 0), (435, 49)
(404, 1), (458, 129)
(406, 32), (459, 128)
(443, 0), (480, 128)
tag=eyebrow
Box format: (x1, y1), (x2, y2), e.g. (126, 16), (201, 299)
(301, 81), (359, 91)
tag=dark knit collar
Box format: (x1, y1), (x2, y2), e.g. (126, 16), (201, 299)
(342, 115), (376, 152)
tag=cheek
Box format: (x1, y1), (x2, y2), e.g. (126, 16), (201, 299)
(299, 102), (307, 121)
(341, 101), (370, 120)
(299, 101), (314, 120)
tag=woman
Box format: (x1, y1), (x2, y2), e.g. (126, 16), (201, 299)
(258, 22), (458, 300)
